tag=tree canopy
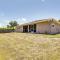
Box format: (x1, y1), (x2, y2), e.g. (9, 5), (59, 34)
(7, 20), (18, 29)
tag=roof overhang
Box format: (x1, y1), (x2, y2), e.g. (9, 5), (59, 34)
(18, 18), (60, 26)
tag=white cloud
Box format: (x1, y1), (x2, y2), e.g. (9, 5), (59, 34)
(4, 20), (10, 24)
(41, 0), (45, 2)
(0, 20), (11, 27)
(22, 18), (27, 21)
(0, 24), (2, 27)
(0, 23), (5, 27)
(0, 17), (28, 26)
(13, 17), (28, 24)
(14, 17), (27, 21)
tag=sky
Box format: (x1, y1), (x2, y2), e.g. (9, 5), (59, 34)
(0, 0), (60, 27)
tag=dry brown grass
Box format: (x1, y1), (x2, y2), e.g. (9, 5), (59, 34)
(0, 33), (60, 60)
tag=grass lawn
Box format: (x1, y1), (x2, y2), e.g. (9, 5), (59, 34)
(0, 33), (60, 60)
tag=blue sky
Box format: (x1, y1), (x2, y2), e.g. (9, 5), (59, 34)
(0, 0), (60, 27)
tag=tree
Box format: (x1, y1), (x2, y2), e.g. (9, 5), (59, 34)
(9, 21), (18, 29)
(7, 25), (10, 28)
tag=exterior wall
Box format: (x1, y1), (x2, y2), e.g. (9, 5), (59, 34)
(49, 23), (60, 34)
(36, 22), (60, 34)
(55, 24), (60, 33)
(49, 23), (58, 34)
(36, 22), (49, 33)
(15, 26), (23, 32)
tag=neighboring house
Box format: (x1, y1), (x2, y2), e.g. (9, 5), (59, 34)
(16, 18), (60, 34)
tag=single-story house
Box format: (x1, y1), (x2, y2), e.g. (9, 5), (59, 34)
(16, 18), (60, 34)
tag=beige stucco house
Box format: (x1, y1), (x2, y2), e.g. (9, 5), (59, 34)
(16, 18), (60, 34)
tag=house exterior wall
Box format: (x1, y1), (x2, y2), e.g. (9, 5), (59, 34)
(36, 22), (60, 34)
(49, 23), (58, 34)
(55, 24), (60, 33)
(49, 23), (60, 34)
(15, 26), (23, 32)
(36, 22), (49, 33)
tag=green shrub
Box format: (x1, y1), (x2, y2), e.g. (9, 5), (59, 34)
(0, 28), (15, 33)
